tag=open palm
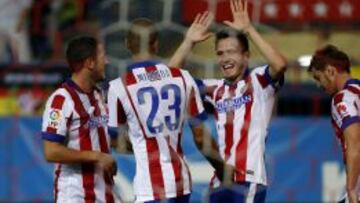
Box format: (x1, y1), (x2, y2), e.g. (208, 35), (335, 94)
(185, 11), (214, 43)
(224, 0), (251, 31)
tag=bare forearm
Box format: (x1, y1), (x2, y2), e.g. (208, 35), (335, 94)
(346, 145), (360, 202)
(168, 39), (194, 68)
(192, 125), (225, 178)
(245, 25), (287, 77)
(44, 141), (100, 164)
(344, 124), (360, 203)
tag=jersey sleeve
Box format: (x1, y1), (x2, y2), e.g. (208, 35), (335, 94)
(182, 71), (208, 126)
(332, 93), (360, 131)
(251, 65), (284, 99)
(107, 79), (127, 138)
(41, 90), (72, 143)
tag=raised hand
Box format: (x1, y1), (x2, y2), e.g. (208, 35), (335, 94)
(224, 0), (252, 32)
(184, 11), (214, 44)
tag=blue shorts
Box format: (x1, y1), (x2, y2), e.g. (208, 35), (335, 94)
(144, 194), (190, 203)
(208, 182), (267, 203)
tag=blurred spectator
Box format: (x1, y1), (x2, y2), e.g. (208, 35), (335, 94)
(0, 0), (32, 64)
(27, 0), (52, 61)
(52, 0), (99, 59)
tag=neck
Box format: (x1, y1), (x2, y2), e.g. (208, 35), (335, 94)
(335, 73), (351, 91)
(132, 52), (155, 62)
(226, 67), (247, 85)
(72, 71), (94, 93)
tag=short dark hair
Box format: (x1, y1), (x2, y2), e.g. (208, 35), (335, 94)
(308, 45), (350, 73)
(126, 18), (159, 54)
(66, 36), (98, 73)
(215, 29), (249, 53)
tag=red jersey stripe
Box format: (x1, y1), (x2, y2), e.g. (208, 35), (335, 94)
(166, 136), (184, 197)
(63, 83), (96, 203)
(235, 82), (253, 182)
(224, 85), (237, 161)
(51, 95), (65, 109)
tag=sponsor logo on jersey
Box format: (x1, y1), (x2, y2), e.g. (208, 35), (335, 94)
(88, 115), (109, 128)
(216, 95), (252, 113)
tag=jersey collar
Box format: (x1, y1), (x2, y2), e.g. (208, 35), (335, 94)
(344, 78), (360, 89)
(65, 78), (99, 94)
(127, 60), (160, 71)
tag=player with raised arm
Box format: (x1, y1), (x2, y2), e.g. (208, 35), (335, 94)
(169, 0), (287, 202)
(41, 36), (121, 203)
(308, 45), (359, 203)
(107, 18), (226, 203)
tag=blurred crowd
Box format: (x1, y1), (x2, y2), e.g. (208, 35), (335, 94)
(0, 0), (100, 64)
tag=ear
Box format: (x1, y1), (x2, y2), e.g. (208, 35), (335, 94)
(151, 39), (159, 54)
(84, 58), (95, 70)
(244, 51), (250, 58)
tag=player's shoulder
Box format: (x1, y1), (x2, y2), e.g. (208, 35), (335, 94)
(202, 78), (223, 87)
(109, 77), (123, 87)
(332, 88), (357, 105)
(49, 87), (71, 100)
(250, 65), (268, 75)
(45, 87), (74, 108)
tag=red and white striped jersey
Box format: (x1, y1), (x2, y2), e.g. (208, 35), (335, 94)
(331, 79), (360, 163)
(41, 79), (121, 203)
(107, 61), (207, 202)
(199, 65), (284, 186)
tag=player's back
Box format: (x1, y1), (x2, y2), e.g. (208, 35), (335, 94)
(108, 61), (205, 202)
(125, 63), (187, 138)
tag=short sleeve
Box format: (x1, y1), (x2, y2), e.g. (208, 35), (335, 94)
(41, 90), (72, 143)
(251, 65), (284, 99)
(182, 71), (208, 126)
(107, 80), (127, 138)
(332, 93), (360, 131)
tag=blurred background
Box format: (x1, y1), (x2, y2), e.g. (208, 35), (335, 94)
(0, 0), (359, 202)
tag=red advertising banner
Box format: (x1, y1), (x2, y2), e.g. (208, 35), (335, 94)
(182, 0), (360, 25)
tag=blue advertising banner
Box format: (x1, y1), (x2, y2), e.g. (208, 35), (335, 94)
(0, 117), (344, 202)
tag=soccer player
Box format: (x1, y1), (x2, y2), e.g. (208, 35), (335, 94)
(107, 18), (226, 203)
(169, 0), (287, 202)
(41, 36), (121, 202)
(308, 45), (359, 203)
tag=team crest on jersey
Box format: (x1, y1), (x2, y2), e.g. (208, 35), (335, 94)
(336, 103), (349, 119)
(216, 95), (252, 113)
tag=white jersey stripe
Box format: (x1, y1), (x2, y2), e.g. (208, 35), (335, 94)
(121, 73), (166, 200)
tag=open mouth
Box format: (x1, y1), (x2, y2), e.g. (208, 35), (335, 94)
(222, 64), (235, 70)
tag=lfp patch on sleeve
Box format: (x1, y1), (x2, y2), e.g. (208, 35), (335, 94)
(48, 109), (62, 128)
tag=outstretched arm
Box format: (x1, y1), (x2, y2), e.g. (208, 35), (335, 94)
(168, 12), (214, 68)
(224, 0), (287, 79)
(344, 123), (360, 203)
